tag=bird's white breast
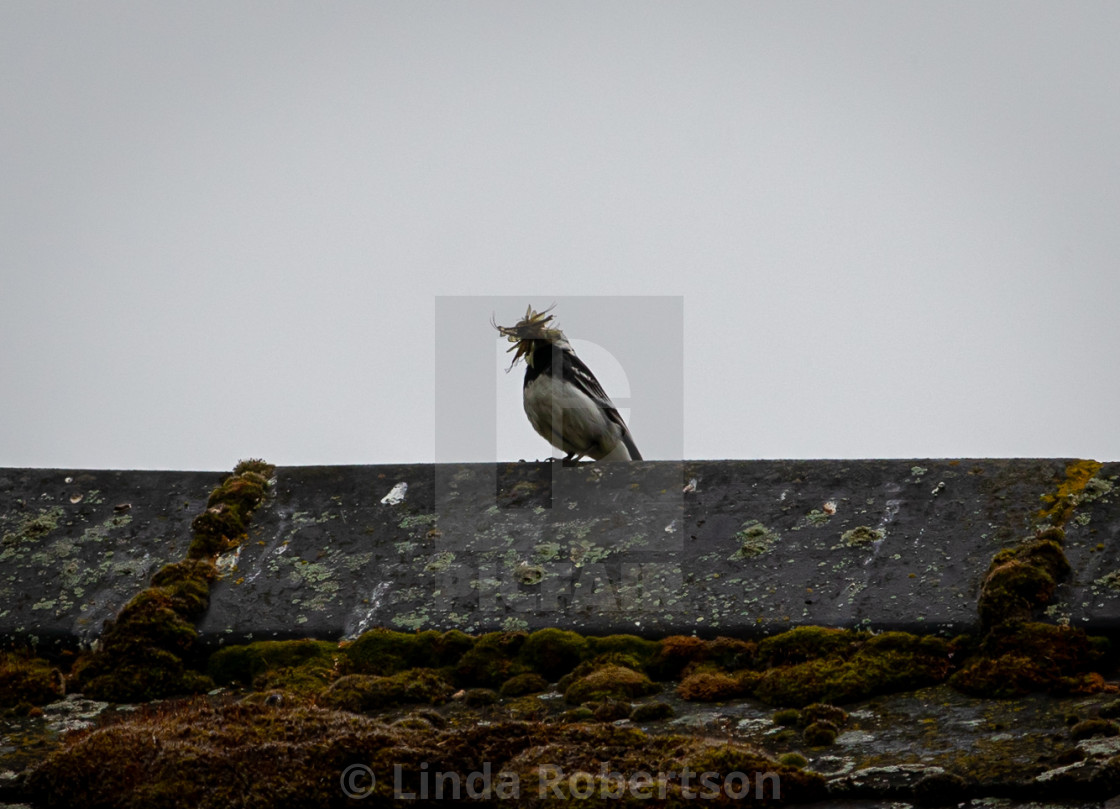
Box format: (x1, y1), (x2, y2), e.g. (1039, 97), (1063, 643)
(522, 373), (622, 459)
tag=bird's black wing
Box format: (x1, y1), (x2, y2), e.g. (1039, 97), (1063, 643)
(562, 349), (643, 460)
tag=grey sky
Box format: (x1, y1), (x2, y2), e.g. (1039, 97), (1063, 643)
(2, 2), (1118, 470)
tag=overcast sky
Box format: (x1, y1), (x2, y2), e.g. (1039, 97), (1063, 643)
(2, 2), (1118, 471)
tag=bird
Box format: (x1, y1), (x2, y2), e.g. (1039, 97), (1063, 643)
(494, 305), (642, 462)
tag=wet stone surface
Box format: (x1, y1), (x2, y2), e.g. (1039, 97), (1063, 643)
(0, 469), (215, 650)
(2, 459), (1119, 647)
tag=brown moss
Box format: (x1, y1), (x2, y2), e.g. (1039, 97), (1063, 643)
(651, 635), (708, 678)
(950, 622), (1111, 698)
(25, 698), (831, 808)
(677, 670), (751, 702)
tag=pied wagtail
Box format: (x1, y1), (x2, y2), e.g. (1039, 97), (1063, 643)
(495, 305), (642, 462)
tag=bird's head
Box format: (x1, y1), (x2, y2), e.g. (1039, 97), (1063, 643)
(493, 304), (570, 369)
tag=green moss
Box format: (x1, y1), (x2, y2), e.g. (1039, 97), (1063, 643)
(74, 461), (273, 702)
(559, 706), (595, 722)
(772, 708), (801, 726)
(233, 458), (276, 478)
(584, 634), (660, 669)
(208, 638), (337, 685)
(564, 664), (659, 704)
(756, 626), (862, 668)
(454, 631), (529, 688)
(520, 628), (588, 679)
(803, 721), (838, 746)
(590, 698), (632, 722)
(318, 668), (453, 712)
(340, 628), (466, 675)
(462, 687), (498, 707)
(188, 503), (247, 558)
(1071, 719), (1119, 740)
(778, 752), (808, 768)
(629, 701), (674, 722)
(705, 636), (756, 670)
(499, 672), (549, 697)
(0, 651), (64, 710)
(978, 535), (1071, 627)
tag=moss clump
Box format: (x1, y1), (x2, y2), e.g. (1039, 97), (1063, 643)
(558, 706), (594, 722)
(461, 687), (498, 707)
(564, 664), (658, 704)
(950, 622), (1109, 698)
(840, 525), (884, 548)
(73, 574), (217, 702)
(803, 720), (838, 746)
(650, 635), (708, 678)
(753, 633), (951, 707)
(1071, 719), (1120, 740)
(779, 752), (808, 768)
(233, 458), (276, 478)
(630, 701), (674, 722)
(188, 462), (274, 558)
(454, 631), (529, 688)
(590, 698), (631, 721)
(318, 668), (453, 713)
(801, 702), (849, 726)
(979, 532), (1071, 627)
(520, 628), (588, 679)
(73, 461), (273, 702)
(756, 626), (863, 668)
(677, 670), (751, 702)
(0, 651), (64, 711)
(499, 672), (549, 697)
(772, 708), (801, 726)
(341, 628), (470, 675)
(705, 636), (756, 670)
(584, 634), (660, 670)
(208, 639), (337, 687)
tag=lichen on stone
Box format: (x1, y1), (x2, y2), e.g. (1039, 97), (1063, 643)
(839, 526), (885, 548)
(732, 520), (779, 559)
